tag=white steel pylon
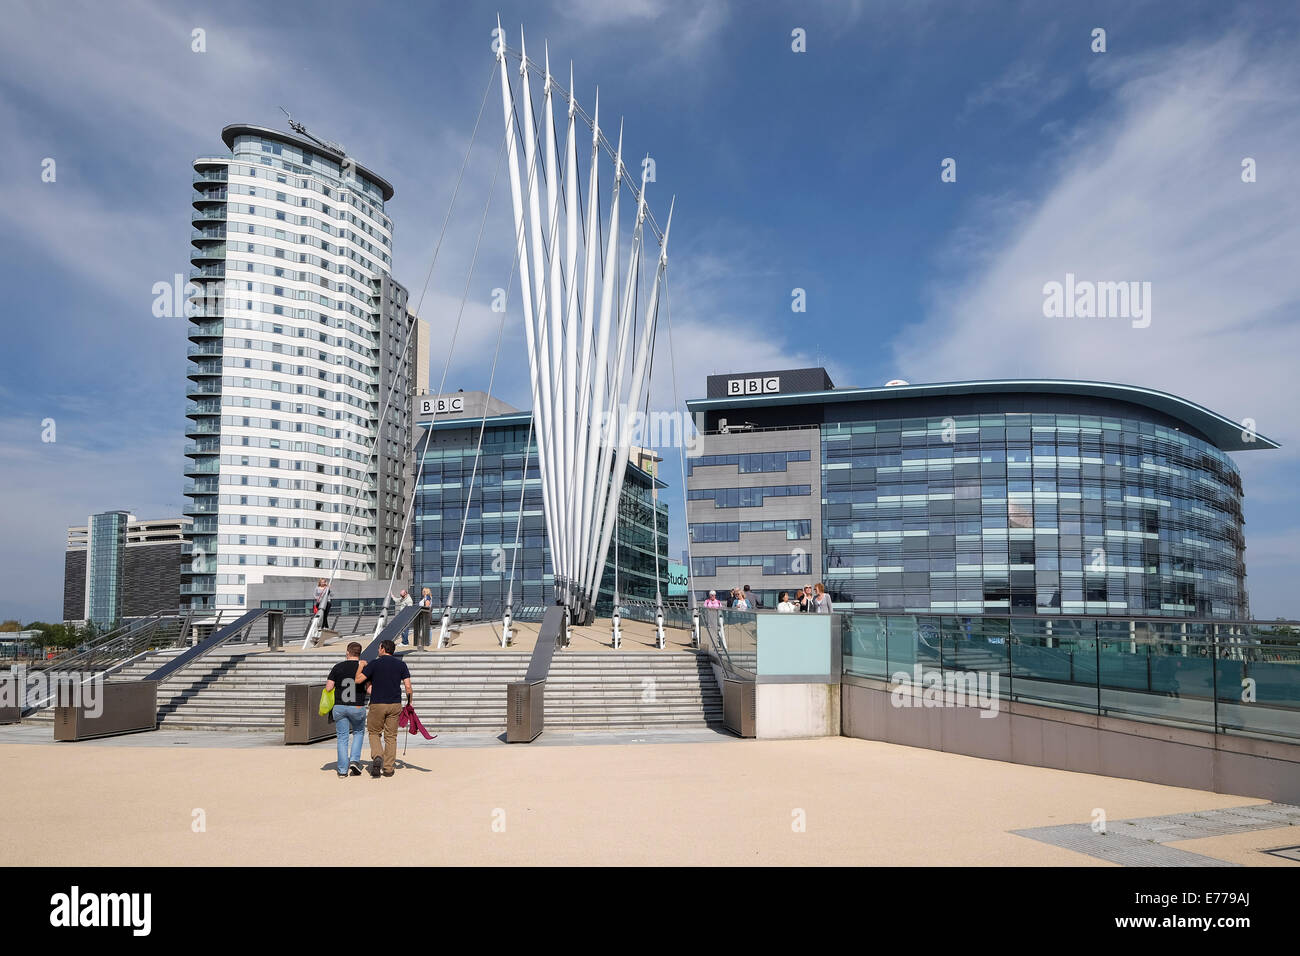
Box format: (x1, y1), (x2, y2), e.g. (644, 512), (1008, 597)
(496, 21), (674, 623)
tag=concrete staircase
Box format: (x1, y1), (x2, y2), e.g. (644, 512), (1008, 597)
(24, 646), (724, 734)
(546, 652), (722, 730)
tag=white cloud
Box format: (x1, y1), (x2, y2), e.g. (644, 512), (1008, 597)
(890, 33), (1300, 617)
(892, 35), (1300, 449)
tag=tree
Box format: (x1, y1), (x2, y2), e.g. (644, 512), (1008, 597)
(0, 620), (20, 632)
(25, 622), (78, 651)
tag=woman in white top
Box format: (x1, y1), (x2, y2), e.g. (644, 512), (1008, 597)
(777, 591), (796, 613)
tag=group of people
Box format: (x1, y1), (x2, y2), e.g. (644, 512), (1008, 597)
(323, 639), (414, 779)
(386, 587), (435, 644)
(701, 582), (832, 613)
(311, 580), (436, 646)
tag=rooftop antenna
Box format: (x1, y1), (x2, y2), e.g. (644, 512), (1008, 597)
(278, 106), (347, 157)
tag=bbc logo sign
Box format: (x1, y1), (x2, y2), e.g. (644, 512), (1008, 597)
(419, 395), (466, 415)
(727, 377), (780, 396)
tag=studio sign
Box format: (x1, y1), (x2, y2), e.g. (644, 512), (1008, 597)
(726, 377), (780, 396)
(420, 396), (465, 415)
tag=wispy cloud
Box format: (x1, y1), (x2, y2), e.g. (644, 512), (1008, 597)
(891, 32), (1300, 617)
(962, 58), (1073, 123)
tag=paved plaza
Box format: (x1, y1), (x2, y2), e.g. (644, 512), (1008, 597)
(1, 728), (1295, 867)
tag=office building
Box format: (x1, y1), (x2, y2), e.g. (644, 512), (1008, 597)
(685, 370), (1276, 617)
(410, 393), (669, 612)
(64, 513), (190, 624)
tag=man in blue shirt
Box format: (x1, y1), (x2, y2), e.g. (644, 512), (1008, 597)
(358, 639), (412, 778)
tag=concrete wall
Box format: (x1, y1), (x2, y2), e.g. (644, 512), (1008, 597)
(248, 577), (395, 608)
(842, 674), (1300, 803)
(756, 682), (840, 739)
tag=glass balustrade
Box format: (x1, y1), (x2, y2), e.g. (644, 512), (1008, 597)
(839, 611), (1299, 743)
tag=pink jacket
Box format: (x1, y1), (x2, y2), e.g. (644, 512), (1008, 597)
(399, 704), (437, 740)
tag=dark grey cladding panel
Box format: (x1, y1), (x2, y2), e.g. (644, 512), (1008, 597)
(63, 550), (86, 622)
(706, 367), (834, 399)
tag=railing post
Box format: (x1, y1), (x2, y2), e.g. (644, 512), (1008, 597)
(1094, 620), (1102, 716)
(1211, 623), (1219, 734)
(437, 607), (451, 649)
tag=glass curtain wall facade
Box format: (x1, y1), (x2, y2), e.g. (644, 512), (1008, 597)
(686, 373), (1273, 621)
(184, 125), (411, 611)
(85, 510), (130, 626)
(410, 419), (669, 612)
(822, 413), (1247, 618)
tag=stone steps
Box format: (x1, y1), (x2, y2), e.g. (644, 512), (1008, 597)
(25, 646), (723, 733)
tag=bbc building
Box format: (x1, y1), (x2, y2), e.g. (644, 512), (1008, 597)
(684, 369), (1276, 618)
(409, 392), (669, 613)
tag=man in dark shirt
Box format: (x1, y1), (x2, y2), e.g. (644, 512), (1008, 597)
(325, 642), (369, 778)
(359, 639), (412, 778)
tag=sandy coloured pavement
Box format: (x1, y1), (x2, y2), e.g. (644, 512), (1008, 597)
(0, 731), (1284, 866)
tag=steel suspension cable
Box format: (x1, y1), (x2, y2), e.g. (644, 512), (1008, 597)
(662, 272), (697, 609)
(323, 62), (497, 599)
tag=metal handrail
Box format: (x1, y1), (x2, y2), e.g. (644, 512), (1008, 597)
(28, 609), (183, 674)
(145, 608), (282, 684)
(697, 607), (747, 679)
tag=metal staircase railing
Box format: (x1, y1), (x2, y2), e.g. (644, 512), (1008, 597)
(145, 608), (282, 684)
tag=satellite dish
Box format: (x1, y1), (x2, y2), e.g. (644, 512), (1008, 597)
(884, 379), (910, 386)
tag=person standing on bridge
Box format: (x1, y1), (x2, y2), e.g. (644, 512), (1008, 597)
(390, 588), (413, 645)
(314, 578), (333, 630)
(325, 641), (369, 778)
(814, 582), (833, 614)
(362, 639), (413, 778)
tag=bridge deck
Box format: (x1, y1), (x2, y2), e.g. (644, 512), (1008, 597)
(276, 616), (695, 655)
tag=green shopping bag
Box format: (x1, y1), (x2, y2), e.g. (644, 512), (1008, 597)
(318, 686), (335, 716)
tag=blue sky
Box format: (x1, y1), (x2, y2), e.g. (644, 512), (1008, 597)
(1, 0), (1298, 623)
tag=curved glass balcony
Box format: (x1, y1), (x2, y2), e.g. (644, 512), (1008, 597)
(187, 321), (223, 339)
